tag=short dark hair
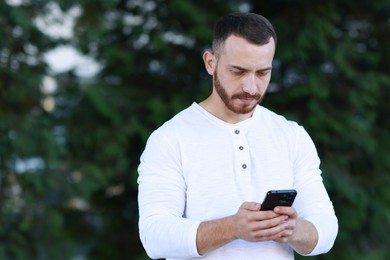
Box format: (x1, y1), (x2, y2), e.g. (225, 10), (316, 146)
(212, 13), (277, 56)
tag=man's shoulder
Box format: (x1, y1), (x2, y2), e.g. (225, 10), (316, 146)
(160, 102), (199, 127)
(256, 105), (300, 129)
(255, 105), (314, 147)
(151, 103), (203, 137)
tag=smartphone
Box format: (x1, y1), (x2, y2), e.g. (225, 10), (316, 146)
(260, 189), (297, 211)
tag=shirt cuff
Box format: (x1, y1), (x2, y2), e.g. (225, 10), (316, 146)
(301, 214), (338, 256)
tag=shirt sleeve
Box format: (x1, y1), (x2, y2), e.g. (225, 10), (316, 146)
(137, 128), (202, 259)
(292, 126), (338, 256)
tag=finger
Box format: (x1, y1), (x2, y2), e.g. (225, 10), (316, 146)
(253, 224), (289, 241)
(241, 215), (288, 242)
(274, 206), (297, 218)
(241, 201), (261, 211)
(273, 229), (294, 243)
(252, 215), (288, 231)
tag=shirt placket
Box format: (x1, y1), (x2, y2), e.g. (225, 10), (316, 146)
(231, 128), (251, 175)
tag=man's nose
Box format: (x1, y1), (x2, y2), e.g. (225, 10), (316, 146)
(242, 74), (257, 95)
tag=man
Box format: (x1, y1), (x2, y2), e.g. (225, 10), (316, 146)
(138, 12), (338, 259)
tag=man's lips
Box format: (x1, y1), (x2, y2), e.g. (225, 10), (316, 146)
(233, 93), (261, 100)
(233, 94), (261, 104)
(239, 97), (256, 105)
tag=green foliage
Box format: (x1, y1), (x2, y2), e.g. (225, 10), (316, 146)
(253, 1), (390, 259)
(1, 0), (389, 259)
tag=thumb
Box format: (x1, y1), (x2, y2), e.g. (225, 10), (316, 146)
(240, 201), (261, 211)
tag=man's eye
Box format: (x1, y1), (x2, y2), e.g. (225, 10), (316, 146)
(232, 70), (245, 75)
(257, 71), (269, 76)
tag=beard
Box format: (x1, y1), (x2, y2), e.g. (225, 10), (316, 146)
(214, 70), (263, 114)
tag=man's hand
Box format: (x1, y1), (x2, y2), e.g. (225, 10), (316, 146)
(196, 201), (287, 255)
(196, 201), (318, 256)
(271, 206), (318, 255)
(271, 206), (298, 243)
(233, 202), (291, 242)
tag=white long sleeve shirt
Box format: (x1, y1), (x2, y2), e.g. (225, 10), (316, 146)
(138, 103), (338, 260)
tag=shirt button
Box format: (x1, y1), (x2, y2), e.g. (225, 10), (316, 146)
(234, 130), (240, 134)
(239, 146), (244, 150)
(242, 164), (247, 169)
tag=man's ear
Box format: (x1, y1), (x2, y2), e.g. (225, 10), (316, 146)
(203, 51), (216, 75)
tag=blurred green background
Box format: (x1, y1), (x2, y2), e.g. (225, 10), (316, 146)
(1, 0), (389, 259)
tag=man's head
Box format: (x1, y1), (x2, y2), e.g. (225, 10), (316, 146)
(212, 13), (277, 58)
(202, 13), (276, 122)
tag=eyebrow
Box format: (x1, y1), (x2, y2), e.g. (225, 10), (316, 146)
(229, 64), (272, 72)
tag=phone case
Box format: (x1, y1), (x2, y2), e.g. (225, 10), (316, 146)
(260, 189), (297, 211)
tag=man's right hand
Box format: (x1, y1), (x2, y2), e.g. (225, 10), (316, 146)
(232, 201), (290, 242)
(196, 201), (290, 255)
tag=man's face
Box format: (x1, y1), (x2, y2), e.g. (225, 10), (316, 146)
(214, 69), (262, 114)
(208, 35), (275, 117)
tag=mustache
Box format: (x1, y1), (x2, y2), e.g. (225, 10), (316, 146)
(232, 93), (261, 100)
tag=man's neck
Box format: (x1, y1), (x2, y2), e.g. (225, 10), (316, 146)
(199, 96), (254, 124)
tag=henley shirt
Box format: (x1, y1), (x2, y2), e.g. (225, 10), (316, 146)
(138, 103), (338, 260)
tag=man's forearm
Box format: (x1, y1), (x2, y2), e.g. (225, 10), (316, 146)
(196, 216), (236, 255)
(288, 219), (318, 255)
